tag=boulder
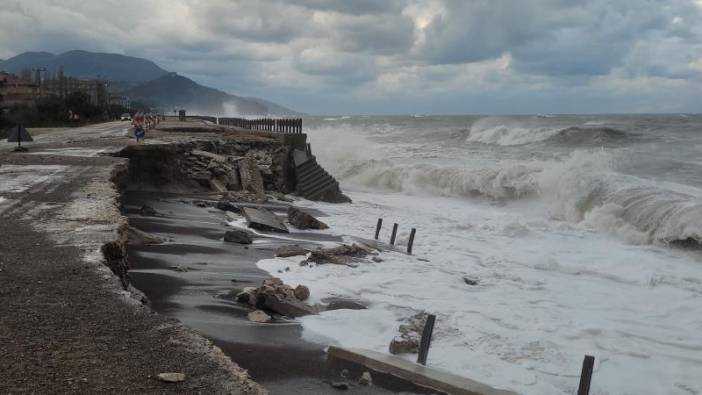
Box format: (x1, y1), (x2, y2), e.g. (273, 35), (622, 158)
(294, 285), (310, 301)
(248, 310), (272, 323)
(224, 229), (253, 244)
(287, 207), (329, 230)
(275, 245), (308, 258)
(330, 382), (349, 390)
(257, 288), (316, 317)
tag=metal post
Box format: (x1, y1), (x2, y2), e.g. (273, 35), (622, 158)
(417, 314), (436, 365)
(374, 218), (383, 240)
(407, 228), (416, 254)
(577, 355), (595, 395)
(17, 124), (21, 149)
(390, 223), (398, 245)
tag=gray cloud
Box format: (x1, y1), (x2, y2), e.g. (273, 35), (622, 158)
(1, 0), (701, 114)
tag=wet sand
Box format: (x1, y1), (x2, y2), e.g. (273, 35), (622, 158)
(124, 191), (438, 394)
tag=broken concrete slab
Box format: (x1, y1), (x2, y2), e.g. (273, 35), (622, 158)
(242, 206), (288, 233)
(328, 347), (517, 395)
(190, 149), (227, 162)
(237, 157), (265, 197)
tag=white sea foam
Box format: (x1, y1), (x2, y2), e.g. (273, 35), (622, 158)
(256, 116), (702, 394)
(255, 192), (702, 395)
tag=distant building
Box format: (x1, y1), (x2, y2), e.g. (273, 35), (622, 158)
(108, 95), (130, 108)
(0, 72), (40, 108)
(40, 69), (108, 106)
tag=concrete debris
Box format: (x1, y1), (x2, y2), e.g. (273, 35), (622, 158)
(304, 243), (374, 266)
(242, 207), (288, 233)
(275, 245), (308, 258)
(287, 206), (329, 230)
(237, 157), (265, 198)
(236, 278), (316, 318)
(389, 312), (428, 355)
(248, 310), (272, 323)
(157, 372), (185, 383)
(223, 229), (253, 244)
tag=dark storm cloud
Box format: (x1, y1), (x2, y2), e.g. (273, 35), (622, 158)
(1, 0), (701, 114)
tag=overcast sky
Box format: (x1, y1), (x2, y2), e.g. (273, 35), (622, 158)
(1, 0), (701, 115)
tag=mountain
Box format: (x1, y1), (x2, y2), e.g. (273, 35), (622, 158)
(127, 73), (300, 116)
(0, 50), (168, 82)
(1, 50), (299, 115)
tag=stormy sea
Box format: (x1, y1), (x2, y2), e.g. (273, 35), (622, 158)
(258, 114), (702, 394)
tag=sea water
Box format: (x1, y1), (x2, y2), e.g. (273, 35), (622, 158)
(256, 115), (702, 394)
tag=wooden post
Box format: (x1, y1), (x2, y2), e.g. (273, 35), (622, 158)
(417, 314), (436, 365)
(407, 228), (416, 254)
(577, 355), (595, 395)
(374, 218), (383, 240)
(390, 223), (398, 245)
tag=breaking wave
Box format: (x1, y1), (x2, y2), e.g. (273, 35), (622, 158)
(466, 117), (632, 146)
(307, 119), (702, 247)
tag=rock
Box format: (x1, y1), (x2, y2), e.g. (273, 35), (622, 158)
(157, 372), (185, 383)
(294, 285), (310, 301)
(389, 336), (420, 355)
(216, 200), (240, 212)
(258, 289), (316, 317)
(331, 382), (349, 390)
(372, 257), (383, 263)
(235, 287), (257, 304)
(224, 229), (253, 244)
(248, 310), (272, 323)
(275, 245), (308, 258)
(388, 312), (429, 355)
(139, 205), (157, 216)
(463, 276), (479, 286)
(305, 243), (373, 266)
(359, 371), (372, 386)
(287, 207), (329, 230)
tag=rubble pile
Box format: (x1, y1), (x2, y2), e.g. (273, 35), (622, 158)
(304, 243), (375, 266)
(236, 278), (316, 319)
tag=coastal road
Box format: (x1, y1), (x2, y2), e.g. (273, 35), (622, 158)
(0, 122), (263, 394)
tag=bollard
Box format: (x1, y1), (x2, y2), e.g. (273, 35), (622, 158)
(577, 355), (595, 395)
(407, 228), (416, 254)
(374, 218), (383, 240)
(390, 223), (398, 245)
(417, 314), (436, 365)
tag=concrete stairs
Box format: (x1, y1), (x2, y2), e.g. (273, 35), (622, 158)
(294, 149), (348, 202)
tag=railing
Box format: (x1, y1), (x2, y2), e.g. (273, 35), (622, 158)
(218, 117), (303, 134)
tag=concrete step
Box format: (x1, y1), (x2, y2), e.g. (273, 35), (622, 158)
(299, 173), (334, 193)
(302, 180), (338, 200)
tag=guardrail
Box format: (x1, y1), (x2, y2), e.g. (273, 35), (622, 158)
(219, 117), (303, 134)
